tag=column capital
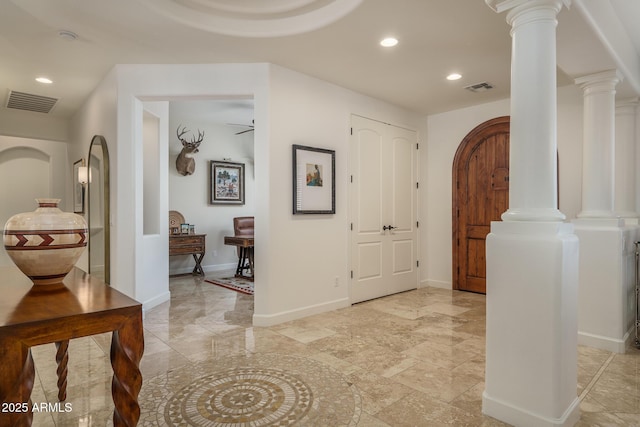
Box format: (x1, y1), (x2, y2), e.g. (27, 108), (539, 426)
(616, 97), (639, 111)
(485, 0), (569, 15)
(575, 69), (623, 91)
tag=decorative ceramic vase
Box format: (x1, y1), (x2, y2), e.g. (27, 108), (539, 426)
(3, 198), (88, 285)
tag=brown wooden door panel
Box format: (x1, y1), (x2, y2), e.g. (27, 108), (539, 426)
(453, 117), (510, 294)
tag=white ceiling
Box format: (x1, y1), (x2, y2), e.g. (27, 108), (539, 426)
(0, 0), (638, 122)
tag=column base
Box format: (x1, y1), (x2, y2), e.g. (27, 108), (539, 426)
(572, 219), (637, 353)
(483, 393), (580, 427)
(484, 221), (579, 426)
(501, 207), (566, 222)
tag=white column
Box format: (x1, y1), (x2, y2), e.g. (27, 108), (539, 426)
(484, 1), (579, 426)
(615, 98), (638, 220)
(576, 70), (622, 219)
(572, 72), (635, 353)
(499, 0), (565, 222)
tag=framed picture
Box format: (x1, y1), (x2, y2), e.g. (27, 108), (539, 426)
(73, 159), (85, 213)
(210, 161), (245, 205)
(292, 144), (335, 214)
(180, 223), (189, 234)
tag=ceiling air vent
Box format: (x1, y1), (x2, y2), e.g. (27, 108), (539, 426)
(6, 90), (58, 113)
(464, 82), (494, 93)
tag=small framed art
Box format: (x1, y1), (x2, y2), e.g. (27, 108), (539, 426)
(292, 144), (335, 214)
(209, 161), (245, 205)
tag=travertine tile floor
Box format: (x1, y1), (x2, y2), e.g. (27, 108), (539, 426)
(29, 272), (640, 426)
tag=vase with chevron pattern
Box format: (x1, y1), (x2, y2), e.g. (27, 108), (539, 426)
(3, 198), (87, 286)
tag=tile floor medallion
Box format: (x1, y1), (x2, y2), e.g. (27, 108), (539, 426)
(138, 352), (362, 426)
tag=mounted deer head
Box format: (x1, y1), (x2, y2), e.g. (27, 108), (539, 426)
(175, 125), (204, 176)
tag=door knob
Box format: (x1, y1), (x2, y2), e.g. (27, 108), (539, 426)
(383, 225), (397, 231)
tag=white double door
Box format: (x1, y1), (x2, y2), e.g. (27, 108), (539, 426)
(350, 115), (418, 304)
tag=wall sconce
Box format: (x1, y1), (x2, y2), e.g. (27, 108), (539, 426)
(78, 166), (88, 185)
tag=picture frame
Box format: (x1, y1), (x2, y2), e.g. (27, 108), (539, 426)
(292, 144), (335, 214)
(180, 223), (189, 234)
(73, 158), (85, 214)
(210, 161), (245, 205)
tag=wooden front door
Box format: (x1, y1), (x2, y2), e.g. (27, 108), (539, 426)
(453, 116), (510, 294)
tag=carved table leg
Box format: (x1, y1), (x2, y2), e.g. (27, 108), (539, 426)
(0, 340), (34, 427)
(55, 340), (69, 401)
(110, 312), (144, 427)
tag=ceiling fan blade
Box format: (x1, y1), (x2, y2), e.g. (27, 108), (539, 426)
(235, 128), (255, 135)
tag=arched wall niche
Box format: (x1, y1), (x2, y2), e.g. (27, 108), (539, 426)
(0, 146), (52, 267)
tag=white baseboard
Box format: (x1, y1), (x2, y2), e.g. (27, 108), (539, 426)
(483, 391), (580, 427)
(142, 291), (171, 314)
(169, 262), (237, 276)
(578, 329), (632, 354)
(422, 279), (452, 290)
(253, 297), (351, 327)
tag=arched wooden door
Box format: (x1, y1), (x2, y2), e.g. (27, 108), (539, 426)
(453, 116), (510, 294)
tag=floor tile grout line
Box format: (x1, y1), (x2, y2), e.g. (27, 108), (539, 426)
(578, 352), (615, 402)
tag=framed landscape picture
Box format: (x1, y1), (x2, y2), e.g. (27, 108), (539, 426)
(209, 160), (245, 205)
(292, 144), (335, 214)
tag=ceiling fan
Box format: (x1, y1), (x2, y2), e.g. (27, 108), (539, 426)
(228, 120), (254, 135)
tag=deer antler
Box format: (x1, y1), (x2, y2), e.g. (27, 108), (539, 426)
(176, 125), (189, 141)
(191, 130), (204, 145)
(176, 125), (204, 146)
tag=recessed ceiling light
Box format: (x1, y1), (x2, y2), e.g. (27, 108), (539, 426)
(447, 73), (462, 81)
(36, 77), (53, 84)
(380, 37), (398, 47)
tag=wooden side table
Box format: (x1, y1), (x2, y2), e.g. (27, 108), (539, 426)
(0, 267), (144, 427)
(169, 233), (206, 275)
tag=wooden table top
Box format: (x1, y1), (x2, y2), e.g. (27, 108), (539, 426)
(224, 235), (254, 247)
(0, 266), (141, 328)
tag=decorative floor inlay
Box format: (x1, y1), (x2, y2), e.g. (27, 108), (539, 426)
(139, 353), (362, 426)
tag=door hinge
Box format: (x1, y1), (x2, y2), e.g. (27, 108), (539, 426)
(416, 143), (419, 150)
(350, 175), (353, 183)
(457, 238), (460, 246)
(416, 221), (419, 228)
(350, 270), (353, 279)
(416, 182), (419, 189)
(417, 260), (419, 267)
(350, 127), (353, 135)
(350, 223), (353, 231)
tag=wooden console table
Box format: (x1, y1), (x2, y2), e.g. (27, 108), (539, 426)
(0, 266), (143, 427)
(169, 233), (206, 275)
(224, 235), (254, 280)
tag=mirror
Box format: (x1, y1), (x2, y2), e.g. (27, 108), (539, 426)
(87, 135), (110, 283)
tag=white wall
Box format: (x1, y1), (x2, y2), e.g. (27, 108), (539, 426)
(423, 85), (585, 289)
(258, 65), (422, 324)
(68, 70), (118, 275)
(168, 111), (255, 274)
(0, 108), (68, 142)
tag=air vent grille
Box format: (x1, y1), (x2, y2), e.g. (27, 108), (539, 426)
(6, 90), (58, 113)
(464, 82), (494, 93)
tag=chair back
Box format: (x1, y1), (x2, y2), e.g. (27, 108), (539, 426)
(234, 216), (254, 236)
